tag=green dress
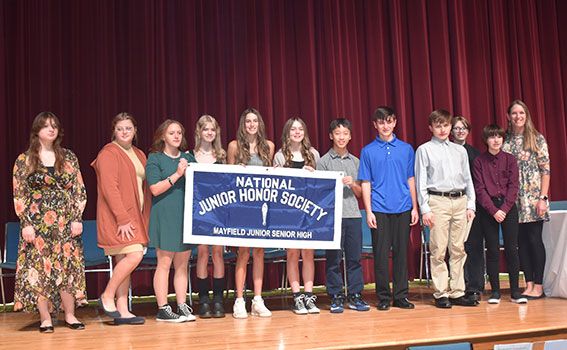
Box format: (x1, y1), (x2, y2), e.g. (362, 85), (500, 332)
(12, 149), (87, 313)
(146, 152), (196, 252)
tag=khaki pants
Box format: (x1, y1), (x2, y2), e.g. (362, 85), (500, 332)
(429, 195), (469, 299)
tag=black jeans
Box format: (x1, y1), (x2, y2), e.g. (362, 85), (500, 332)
(476, 198), (521, 294)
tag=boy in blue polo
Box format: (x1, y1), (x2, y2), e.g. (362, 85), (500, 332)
(359, 106), (419, 311)
(318, 118), (369, 312)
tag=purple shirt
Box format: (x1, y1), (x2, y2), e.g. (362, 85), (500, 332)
(472, 150), (519, 215)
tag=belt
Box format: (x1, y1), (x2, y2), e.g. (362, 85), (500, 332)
(428, 190), (465, 198)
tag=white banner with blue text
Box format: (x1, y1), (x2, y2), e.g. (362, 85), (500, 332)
(183, 163), (343, 249)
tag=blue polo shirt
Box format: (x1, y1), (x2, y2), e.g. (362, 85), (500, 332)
(358, 134), (415, 214)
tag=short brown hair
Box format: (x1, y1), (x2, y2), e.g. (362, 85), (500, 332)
(429, 109), (452, 126)
(452, 116), (471, 130)
(481, 124), (506, 144)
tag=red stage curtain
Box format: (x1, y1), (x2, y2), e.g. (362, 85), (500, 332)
(2, 0), (567, 301)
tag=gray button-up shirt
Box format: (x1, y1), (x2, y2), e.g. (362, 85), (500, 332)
(415, 137), (475, 214)
(317, 148), (362, 219)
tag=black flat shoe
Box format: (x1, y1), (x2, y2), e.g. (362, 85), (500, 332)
(39, 325), (54, 333)
(212, 302), (226, 318)
(65, 321), (85, 330)
(114, 316), (145, 325)
(526, 293), (546, 300)
(98, 297), (121, 318)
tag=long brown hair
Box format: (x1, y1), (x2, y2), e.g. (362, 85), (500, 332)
(111, 112), (138, 144)
(234, 108), (272, 166)
(194, 115), (226, 163)
(149, 119), (188, 154)
(506, 100), (539, 152)
(25, 112), (66, 175)
(280, 117), (316, 168)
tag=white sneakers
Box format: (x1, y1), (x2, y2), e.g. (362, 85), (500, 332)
(233, 298), (248, 318)
(233, 296), (272, 318)
(251, 296), (272, 317)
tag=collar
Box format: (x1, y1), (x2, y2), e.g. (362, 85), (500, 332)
(375, 134), (398, 148)
(487, 150), (503, 161)
(329, 148), (351, 159)
(431, 136), (450, 145)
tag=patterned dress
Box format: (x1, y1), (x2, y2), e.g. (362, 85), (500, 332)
(502, 133), (550, 223)
(12, 149), (87, 313)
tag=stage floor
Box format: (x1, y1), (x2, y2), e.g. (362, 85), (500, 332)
(1, 286), (566, 350)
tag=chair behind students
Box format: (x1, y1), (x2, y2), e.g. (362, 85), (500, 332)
(419, 224), (431, 288)
(1, 222), (20, 311)
(82, 220), (113, 276)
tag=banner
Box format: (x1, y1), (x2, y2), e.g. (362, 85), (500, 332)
(183, 163), (343, 249)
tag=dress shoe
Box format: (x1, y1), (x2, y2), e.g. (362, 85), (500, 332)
(377, 300), (390, 311)
(98, 297), (121, 318)
(65, 321), (85, 330)
(39, 325), (54, 333)
(450, 296), (478, 307)
(393, 298), (415, 309)
(212, 302), (226, 318)
(465, 291), (481, 302)
(434, 297), (452, 309)
(199, 303), (212, 318)
(114, 316), (145, 325)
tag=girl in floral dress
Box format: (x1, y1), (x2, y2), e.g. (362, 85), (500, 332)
(12, 112), (87, 332)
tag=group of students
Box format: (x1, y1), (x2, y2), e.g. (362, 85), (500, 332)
(11, 99), (550, 332)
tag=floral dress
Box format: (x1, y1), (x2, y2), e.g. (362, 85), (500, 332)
(12, 149), (87, 313)
(502, 133), (550, 223)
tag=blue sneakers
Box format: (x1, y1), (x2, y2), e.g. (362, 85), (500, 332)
(347, 293), (370, 311)
(330, 294), (345, 313)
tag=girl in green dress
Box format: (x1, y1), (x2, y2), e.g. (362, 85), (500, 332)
(146, 119), (196, 322)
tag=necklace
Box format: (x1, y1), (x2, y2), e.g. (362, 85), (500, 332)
(164, 150), (181, 158)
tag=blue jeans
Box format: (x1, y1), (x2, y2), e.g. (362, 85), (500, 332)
(326, 218), (364, 296)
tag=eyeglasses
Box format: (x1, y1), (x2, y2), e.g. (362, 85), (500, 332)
(452, 127), (467, 132)
(116, 127), (134, 133)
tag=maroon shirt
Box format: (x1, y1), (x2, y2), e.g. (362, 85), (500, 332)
(472, 150), (519, 215)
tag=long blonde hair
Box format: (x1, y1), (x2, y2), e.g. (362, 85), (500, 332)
(280, 117), (316, 168)
(234, 108), (272, 166)
(194, 115), (226, 163)
(25, 112), (66, 175)
(506, 100), (539, 151)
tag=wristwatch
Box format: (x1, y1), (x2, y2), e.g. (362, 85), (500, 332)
(539, 195), (548, 201)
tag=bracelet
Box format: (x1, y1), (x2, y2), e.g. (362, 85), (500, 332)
(167, 176), (173, 186)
